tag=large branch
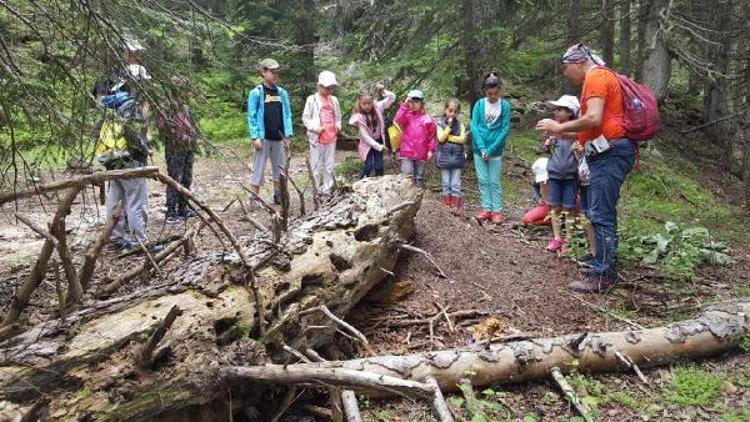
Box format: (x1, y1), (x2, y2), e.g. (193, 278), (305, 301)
(0, 167), (159, 206)
(221, 300), (750, 397)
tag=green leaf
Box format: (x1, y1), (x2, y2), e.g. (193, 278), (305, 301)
(447, 397), (465, 408)
(523, 414), (539, 422)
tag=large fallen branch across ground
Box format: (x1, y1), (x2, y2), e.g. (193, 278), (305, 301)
(220, 299), (750, 398)
(0, 167), (160, 206)
(0, 175), (423, 420)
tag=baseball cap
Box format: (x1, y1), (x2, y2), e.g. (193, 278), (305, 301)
(407, 89), (424, 100)
(318, 71), (338, 87)
(259, 58), (281, 71)
(547, 95), (580, 116)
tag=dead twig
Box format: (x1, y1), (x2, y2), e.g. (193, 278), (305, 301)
(78, 201), (123, 293)
(398, 243), (447, 278)
(614, 350), (649, 384)
(137, 305), (181, 369)
(433, 302), (455, 333)
(426, 376), (454, 422)
(136, 237), (164, 279)
(550, 367), (592, 421)
(300, 305), (368, 344)
(565, 293), (645, 330)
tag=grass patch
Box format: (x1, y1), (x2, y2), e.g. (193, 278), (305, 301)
(335, 157), (363, 178)
(506, 129), (540, 165)
(664, 366), (724, 406)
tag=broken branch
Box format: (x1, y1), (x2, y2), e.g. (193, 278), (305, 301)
(398, 244), (447, 278)
(301, 305), (368, 344)
(137, 305), (181, 369)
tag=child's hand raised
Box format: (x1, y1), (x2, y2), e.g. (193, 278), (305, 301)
(376, 83), (385, 93)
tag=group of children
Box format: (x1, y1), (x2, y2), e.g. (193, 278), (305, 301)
(248, 60), (513, 222)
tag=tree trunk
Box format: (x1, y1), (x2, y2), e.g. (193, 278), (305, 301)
(600, 0), (616, 66)
(619, 0), (632, 75)
(0, 176), (422, 420)
(641, 0), (671, 101)
(634, 0), (650, 82)
(221, 300), (750, 398)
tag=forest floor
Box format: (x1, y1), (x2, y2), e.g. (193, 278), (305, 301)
(1, 132), (750, 421)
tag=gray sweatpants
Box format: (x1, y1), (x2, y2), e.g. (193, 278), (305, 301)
(400, 158), (427, 187)
(251, 140), (286, 187)
(107, 177), (149, 243)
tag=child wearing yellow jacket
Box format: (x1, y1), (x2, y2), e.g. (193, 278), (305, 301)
(435, 98), (467, 214)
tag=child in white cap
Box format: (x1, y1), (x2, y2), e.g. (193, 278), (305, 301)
(303, 71), (342, 202)
(542, 94), (580, 252)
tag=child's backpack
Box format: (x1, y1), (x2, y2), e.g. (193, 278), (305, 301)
(599, 67), (660, 142)
(385, 120), (402, 152)
(95, 115), (131, 170)
(94, 100), (148, 169)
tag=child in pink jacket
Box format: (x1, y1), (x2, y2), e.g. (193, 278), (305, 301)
(394, 89), (437, 187)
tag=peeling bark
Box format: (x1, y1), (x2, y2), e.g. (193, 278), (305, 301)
(220, 300), (750, 398)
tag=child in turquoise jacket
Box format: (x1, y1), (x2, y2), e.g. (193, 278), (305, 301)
(471, 72), (511, 223)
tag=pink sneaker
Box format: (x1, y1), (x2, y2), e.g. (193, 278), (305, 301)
(547, 238), (565, 252)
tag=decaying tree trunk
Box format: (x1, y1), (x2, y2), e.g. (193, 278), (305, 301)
(220, 299), (750, 398)
(0, 175), (422, 420)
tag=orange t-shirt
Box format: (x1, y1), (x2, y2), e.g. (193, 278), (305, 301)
(578, 68), (625, 144)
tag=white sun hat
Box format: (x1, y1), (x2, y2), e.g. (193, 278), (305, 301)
(318, 71), (338, 87)
(547, 95), (580, 116)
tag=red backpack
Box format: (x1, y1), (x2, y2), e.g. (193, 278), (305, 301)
(600, 67), (660, 141)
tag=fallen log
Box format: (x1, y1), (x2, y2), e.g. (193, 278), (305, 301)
(220, 299), (750, 398)
(0, 175), (422, 420)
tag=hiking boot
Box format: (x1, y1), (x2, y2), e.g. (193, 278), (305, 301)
(547, 238), (566, 252)
(490, 212), (504, 224)
(320, 193), (332, 203)
(441, 195), (451, 207)
(475, 210), (492, 221)
(568, 276), (614, 294)
(165, 214), (182, 224)
(273, 191), (282, 205)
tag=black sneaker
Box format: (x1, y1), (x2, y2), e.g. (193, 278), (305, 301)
(273, 191), (282, 205)
(180, 208), (198, 219)
(165, 214), (182, 224)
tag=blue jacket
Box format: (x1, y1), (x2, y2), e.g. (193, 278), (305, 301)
(470, 98), (511, 157)
(247, 84), (294, 140)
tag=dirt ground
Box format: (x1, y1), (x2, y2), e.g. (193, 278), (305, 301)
(1, 144), (749, 421)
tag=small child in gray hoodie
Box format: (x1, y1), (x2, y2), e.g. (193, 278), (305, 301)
(542, 95), (580, 252)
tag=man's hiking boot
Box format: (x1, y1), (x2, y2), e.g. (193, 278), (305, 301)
(441, 195), (451, 207)
(273, 191), (282, 205)
(475, 210), (492, 221)
(568, 276), (613, 294)
(490, 212), (503, 224)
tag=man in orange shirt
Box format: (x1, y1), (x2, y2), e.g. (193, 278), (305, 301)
(536, 44), (636, 293)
